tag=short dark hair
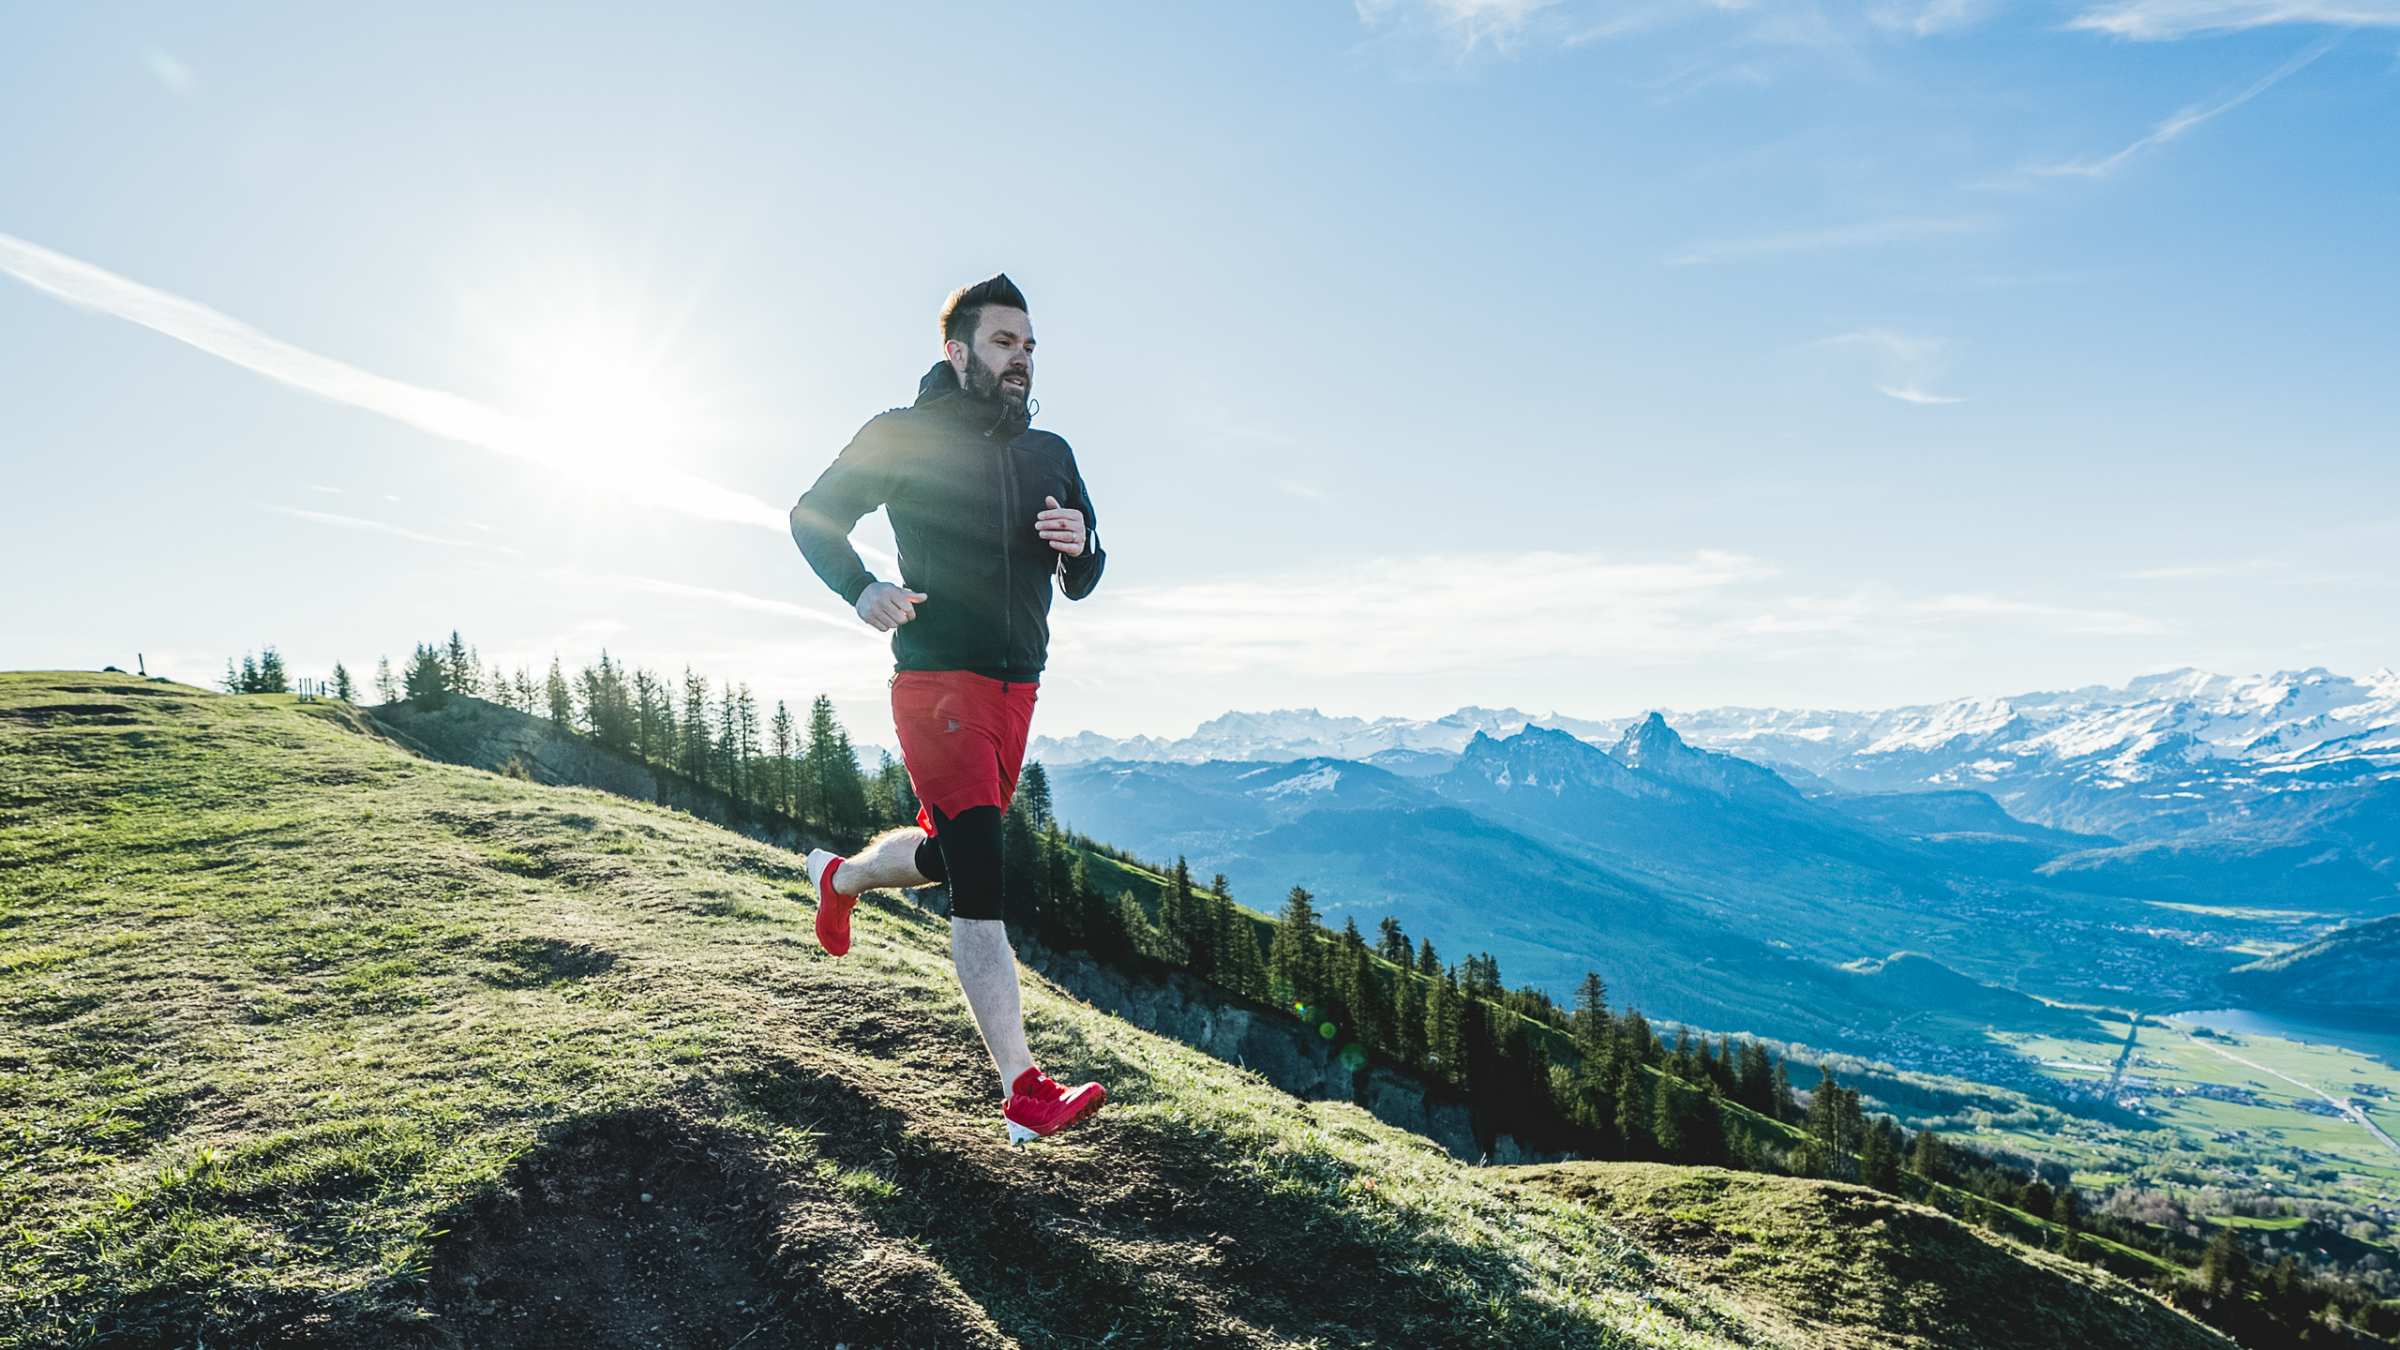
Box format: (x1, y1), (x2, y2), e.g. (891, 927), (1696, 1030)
(939, 273), (1030, 350)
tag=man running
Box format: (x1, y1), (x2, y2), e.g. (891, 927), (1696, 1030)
(788, 274), (1108, 1146)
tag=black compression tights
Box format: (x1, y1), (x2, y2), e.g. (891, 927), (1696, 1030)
(913, 804), (1005, 921)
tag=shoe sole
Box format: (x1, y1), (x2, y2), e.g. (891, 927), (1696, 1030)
(1004, 1087), (1106, 1146)
(809, 852), (852, 956)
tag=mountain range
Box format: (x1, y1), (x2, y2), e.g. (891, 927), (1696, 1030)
(1038, 667), (2400, 910)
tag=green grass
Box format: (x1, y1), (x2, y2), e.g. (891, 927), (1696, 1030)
(3, 672), (1786, 1348)
(1511, 1163), (2228, 1350)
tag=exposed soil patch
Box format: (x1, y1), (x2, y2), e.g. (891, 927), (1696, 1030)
(480, 938), (617, 988)
(426, 1110), (783, 1348)
(421, 1103), (1005, 1349)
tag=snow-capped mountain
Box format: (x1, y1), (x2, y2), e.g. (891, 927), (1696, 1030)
(1034, 667), (2400, 847)
(1032, 705), (1620, 766)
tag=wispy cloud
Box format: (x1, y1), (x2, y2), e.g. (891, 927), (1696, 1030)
(1811, 328), (1969, 405)
(0, 232), (785, 533)
(1046, 549), (2165, 685)
(143, 49), (195, 95)
(306, 483), (344, 495)
(1867, 0), (1992, 36)
(1354, 0), (1562, 56)
(1905, 593), (2168, 634)
(2028, 36), (2341, 178)
(2118, 558), (2293, 581)
(1668, 215), (1990, 266)
(2070, 1), (2399, 39)
(1876, 384), (1967, 405)
(260, 504), (520, 554)
(541, 567), (873, 637)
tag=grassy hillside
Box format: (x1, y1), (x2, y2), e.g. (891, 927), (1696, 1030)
(0, 672), (2226, 1348)
(1507, 1164), (2226, 1350)
(0, 672), (1757, 1347)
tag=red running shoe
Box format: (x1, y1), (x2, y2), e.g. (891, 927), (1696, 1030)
(1003, 1066), (1107, 1146)
(805, 848), (856, 956)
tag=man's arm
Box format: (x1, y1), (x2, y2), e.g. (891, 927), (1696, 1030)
(790, 413), (901, 606)
(1057, 446), (1105, 601)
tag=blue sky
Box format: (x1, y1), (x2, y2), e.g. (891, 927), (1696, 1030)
(3, 1), (2394, 744)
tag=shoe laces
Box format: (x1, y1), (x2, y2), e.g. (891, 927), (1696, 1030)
(1016, 1069), (1066, 1103)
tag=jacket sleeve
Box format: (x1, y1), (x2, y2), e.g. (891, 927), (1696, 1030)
(1057, 441), (1105, 601)
(790, 412), (901, 607)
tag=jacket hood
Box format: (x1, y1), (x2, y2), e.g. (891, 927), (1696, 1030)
(913, 358), (1034, 434)
(914, 359), (963, 406)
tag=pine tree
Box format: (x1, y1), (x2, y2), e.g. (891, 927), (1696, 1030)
(1908, 1127), (1946, 1183)
(769, 700), (797, 817)
(868, 751), (916, 827)
(513, 665), (538, 716)
(1769, 1057), (1794, 1124)
(1735, 1041), (1774, 1115)
(239, 652), (261, 693)
(2052, 1186), (2080, 1230)
(221, 657), (243, 693)
(375, 656), (399, 703)
(632, 670), (664, 763)
(1392, 962), (1427, 1067)
(1424, 971), (1462, 1084)
(1269, 886), (1321, 1006)
(1572, 972), (1611, 1055)
(735, 684), (760, 808)
(1001, 800), (1045, 934)
(1650, 1073), (1685, 1158)
(1158, 856), (1197, 966)
(1017, 762), (1054, 832)
(2201, 1227), (2250, 1297)
(801, 695), (866, 835)
(1337, 917), (1383, 1052)
(2020, 1178), (2055, 1220)
(1861, 1118), (1905, 1193)
(679, 668), (710, 782)
(443, 631), (477, 696)
(256, 647), (289, 694)
(1377, 917), (1411, 966)
(545, 655), (573, 728)
(712, 687), (740, 797)
(1614, 1057), (1650, 1158)
(405, 643), (449, 708)
(1415, 937), (1441, 980)
(329, 662), (355, 702)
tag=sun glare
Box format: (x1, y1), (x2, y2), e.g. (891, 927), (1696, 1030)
(513, 331), (687, 476)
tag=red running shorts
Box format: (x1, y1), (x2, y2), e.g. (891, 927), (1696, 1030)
(889, 670), (1039, 836)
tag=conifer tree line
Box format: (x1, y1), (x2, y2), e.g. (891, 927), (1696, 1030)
(358, 631), (912, 846)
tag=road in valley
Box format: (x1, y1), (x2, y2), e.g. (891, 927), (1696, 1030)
(2180, 1030), (2400, 1161)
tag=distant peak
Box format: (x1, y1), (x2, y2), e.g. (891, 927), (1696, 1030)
(1613, 712), (1689, 762)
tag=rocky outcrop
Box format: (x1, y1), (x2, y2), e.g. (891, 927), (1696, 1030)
(1015, 940), (1563, 1164)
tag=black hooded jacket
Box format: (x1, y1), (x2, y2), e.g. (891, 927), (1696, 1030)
(790, 361), (1105, 682)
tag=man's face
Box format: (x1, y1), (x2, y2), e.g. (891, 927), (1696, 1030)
(949, 305), (1034, 408)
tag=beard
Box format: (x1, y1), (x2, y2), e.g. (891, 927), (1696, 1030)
(960, 350), (1033, 434)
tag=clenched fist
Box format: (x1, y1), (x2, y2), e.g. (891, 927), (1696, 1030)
(855, 580), (929, 632)
(1035, 495), (1086, 556)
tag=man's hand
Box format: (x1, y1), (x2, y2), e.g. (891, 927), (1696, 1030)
(856, 580), (929, 632)
(1035, 495), (1087, 556)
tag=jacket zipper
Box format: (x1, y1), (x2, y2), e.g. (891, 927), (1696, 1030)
(993, 427), (1015, 675)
